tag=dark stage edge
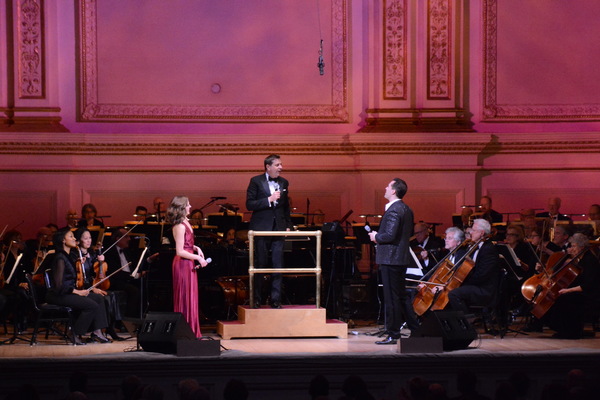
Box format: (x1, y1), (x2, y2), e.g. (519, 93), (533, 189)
(1, 329), (600, 400)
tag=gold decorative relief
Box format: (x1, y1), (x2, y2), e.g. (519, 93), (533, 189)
(384, 0), (407, 99)
(428, 0), (451, 100)
(17, 0), (45, 99)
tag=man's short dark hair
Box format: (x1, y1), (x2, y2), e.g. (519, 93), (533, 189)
(264, 154), (281, 170)
(392, 178), (407, 199)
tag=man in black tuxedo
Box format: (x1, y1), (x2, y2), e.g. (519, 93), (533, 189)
(368, 178), (415, 344)
(246, 154), (293, 308)
(447, 218), (500, 314)
(479, 195), (503, 224)
(536, 196), (571, 221)
(410, 222), (445, 274)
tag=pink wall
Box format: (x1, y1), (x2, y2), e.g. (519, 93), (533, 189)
(1, 1), (600, 240)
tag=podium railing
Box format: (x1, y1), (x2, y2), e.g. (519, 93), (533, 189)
(248, 230), (322, 308)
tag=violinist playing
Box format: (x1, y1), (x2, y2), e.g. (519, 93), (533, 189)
(409, 222), (445, 275)
(74, 228), (124, 341)
(447, 219), (501, 315)
(46, 228), (110, 345)
(541, 233), (600, 339)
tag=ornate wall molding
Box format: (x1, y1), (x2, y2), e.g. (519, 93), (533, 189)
(383, 0), (407, 99)
(482, 0), (600, 121)
(427, 0), (451, 100)
(17, 0), (45, 99)
(78, 0), (348, 122)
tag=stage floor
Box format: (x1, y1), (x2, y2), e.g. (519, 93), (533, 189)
(1, 318), (599, 400)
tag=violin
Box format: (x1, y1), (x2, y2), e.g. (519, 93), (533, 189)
(75, 246), (86, 290)
(92, 257), (110, 291)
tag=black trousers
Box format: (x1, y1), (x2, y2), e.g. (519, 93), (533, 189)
(254, 236), (284, 304)
(380, 264), (417, 337)
(46, 291), (108, 335)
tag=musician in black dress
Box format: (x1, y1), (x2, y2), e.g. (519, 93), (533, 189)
(46, 228), (109, 345)
(542, 233), (600, 339)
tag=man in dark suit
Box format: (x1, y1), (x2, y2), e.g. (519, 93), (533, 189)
(536, 196), (571, 221)
(368, 178), (415, 344)
(447, 218), (500, 314)
(479, 195), (503, 224)
(246, 154), (293, 309)
(410, 222), (445, 275)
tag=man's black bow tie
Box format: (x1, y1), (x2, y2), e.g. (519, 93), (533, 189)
(268, 176), (279, 182)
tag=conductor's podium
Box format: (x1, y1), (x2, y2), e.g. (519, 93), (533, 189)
(217, 305), (347, 339)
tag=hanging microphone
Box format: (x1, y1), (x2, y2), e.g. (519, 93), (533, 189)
(317, 39), (325, 75)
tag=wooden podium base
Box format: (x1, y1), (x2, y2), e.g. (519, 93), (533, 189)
(217, 305), (348, 340)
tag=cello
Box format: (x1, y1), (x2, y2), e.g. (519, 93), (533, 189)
(520, 247), (587, 319)
(411, 237), (483, 315)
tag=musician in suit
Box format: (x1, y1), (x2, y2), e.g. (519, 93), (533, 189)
(480, 195), (503, 224)
(410, 222), (445, 274)
(536, 197), (571, 221)
(246, 154), (293, 309)
(104, 228), (144, 317)
(368, 178), (415, 344)
(447, 219), (500, 314)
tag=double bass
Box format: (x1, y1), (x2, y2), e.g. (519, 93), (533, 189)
(520, 247), (587, 319)
(411, 237), (483, 316)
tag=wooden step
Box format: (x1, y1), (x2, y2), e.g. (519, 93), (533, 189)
(217, 305), (348, 340)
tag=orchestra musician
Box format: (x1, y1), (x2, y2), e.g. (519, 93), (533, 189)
(443, 227), (467, 265)
(78, 203), (105, 229)
(134, 206), (148, 222)
(447, 219), (501, 315)
(536, 197), (571, 221)
(541, 233), (600, 339)
(73, 227), (124, 341)
(147, 197), (167, 223)
(61, 209), (79, 230)
(409, 222), (445, 274)
(368, 178), (416, 344)
(546, 225), (571, 254)
(480, 196), (503, 224)
(103, 228), (145, 318)
(1, 230), (29, 333)
(46, 228), (110, 345)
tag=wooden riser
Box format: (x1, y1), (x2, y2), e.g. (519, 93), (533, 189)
(217, 305), (348, 340)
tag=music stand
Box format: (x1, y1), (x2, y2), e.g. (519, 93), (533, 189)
(495, 243), (528, 337)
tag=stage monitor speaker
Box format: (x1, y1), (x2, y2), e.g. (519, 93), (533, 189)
(413, 310), (477, 351)
(138, 312), (220, 356)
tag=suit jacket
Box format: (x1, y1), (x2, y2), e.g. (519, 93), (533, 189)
(246, 174), (292, 231)
(535, 211), (571, 221)
(374, 200), (414, 266)
(463, 240), (500, 295)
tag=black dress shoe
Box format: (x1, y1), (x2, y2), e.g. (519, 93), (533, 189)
(106, 327), (125, 341)
(90, 333), (111, 344)
(375, 336), (398, 345)
(270, 302), (281, 309)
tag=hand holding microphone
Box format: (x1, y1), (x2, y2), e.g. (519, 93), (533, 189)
(194, 257), (212, 270)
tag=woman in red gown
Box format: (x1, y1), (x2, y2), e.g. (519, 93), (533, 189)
(166, 196), (208, 338)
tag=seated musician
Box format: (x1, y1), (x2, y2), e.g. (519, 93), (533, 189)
(1, 230), (29, 333)
(542, 232), (600, 339)
(410, 222), (444, 274)
(134, 206), (148, 222)
(103, 228), (146, 318)
(479, 195), (503, 224)
(73, 228), (124, 341)
(536, 197), (571, 221)
(546, 225), (571, 254)
(46, 228), (110, 345)
(447, 219), (500, 314)
(503, 225), (536, 280)
(443, 227), (467, 264)
(77, 203), (105, 229)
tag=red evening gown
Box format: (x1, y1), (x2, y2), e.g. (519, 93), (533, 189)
(172, 223), (202, 338)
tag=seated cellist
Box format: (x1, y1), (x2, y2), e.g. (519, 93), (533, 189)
(447, 219), (500, 314)
(542, 232), (600, 339)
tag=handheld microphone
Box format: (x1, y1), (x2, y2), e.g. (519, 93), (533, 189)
(194, 257), (212, 270)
